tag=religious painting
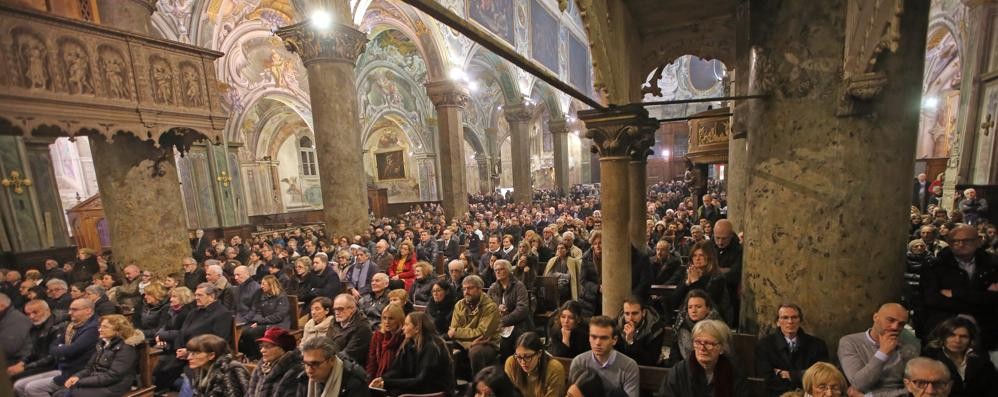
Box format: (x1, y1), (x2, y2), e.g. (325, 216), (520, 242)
(530, 0), (559, 72)
(468, 0), (515, 45)
(376, 150), (406, 180)
(569, 33), (590, 93)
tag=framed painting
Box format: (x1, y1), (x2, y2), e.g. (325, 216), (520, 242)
(376, 150), (406, 181)
(530, 0), (559, 72)
(569, 32), (590, 93)
(468, 0), (515, 45)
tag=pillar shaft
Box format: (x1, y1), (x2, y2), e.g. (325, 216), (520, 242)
(725, 138), (747, 231)
(278, 22), (369, 236)
(426, 80), (470, 218)
(549, 119), (571, 196)
(476, 155), (493, 194)
(90, 134), (189, 273)
(740, 0), (929, 347)
(580, 105), (657, 317)
(505, 104), (533, 203)
(629, 159), (649, 250)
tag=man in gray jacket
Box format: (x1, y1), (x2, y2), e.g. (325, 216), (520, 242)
(838, 303), (920, 397)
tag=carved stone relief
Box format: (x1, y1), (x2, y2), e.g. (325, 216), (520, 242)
(98, 45), (130, 100)
(838, 0), (904, 116)
(149, 55), (175, 105)
(12, 28), (50, 90)
(180, 61), (203, 107)
(59, 38), (94, 95)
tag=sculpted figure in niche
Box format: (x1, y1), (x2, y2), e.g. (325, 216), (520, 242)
(151, 58), (174, 104)
(182, 66), (202, 106)
(64, 44), (93, 95)
(17, 34), (48, 90)
(102, 54), (129, 99)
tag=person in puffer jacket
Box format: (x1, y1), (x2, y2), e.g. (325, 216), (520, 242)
(56, 314), (144, 397)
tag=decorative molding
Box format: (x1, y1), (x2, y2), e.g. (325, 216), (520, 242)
(503, 102), (534, 123)
(838, 0), (904, 116)
(276, 22), (368, 66)
(686, 107), (731, 164)
(578, 105), (657, 158)
(548, 118), (571, 134)
(425, 79), (470, 108)
(0, 4), (228, 151)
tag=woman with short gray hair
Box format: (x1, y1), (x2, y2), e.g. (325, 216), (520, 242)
(488, 259), (532, 360)
(658, 319), (747, 397)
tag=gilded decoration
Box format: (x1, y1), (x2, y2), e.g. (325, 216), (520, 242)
(579, 105), (658, 158)
(686, 107), (731, 164)
(276, 22), (368, 66)
(0, 5), (227, 150)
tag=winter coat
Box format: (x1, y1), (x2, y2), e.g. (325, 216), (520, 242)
(487, 278), (533, 336)
(52, 315), (100, 384)
(114, 276), (142, 308)
(382, 338), (455, 397)
(666, 309), (723, 367)
(326, 310), (372, 366)
(191, 354), (250, 397)
(248, 292), (291, 329)
(19, 314), (68, 377)
(921, 247), (998, 349)
(289, 272), (318, 303)
(754, 330), (830, 396)
(366, 329), (404, 380)
(92, 295), (118, 317)
(174, 300), (232, 350)
(388, 254), (417, 291)
(450, 293), (500, 349)
(61, 331), (145, 397)
(615, 307), (666, 366)
(300, 316), (332, 349)
(154, 303), (192, 349)
(410, 276), (435, 306)
(310, 266), (342, 301)
(235, 279), (262, 322)
(359, 291), (389, 330)
(922, 346), (998, 397)
(547, 322), (589, 359)
(293, 356), (370, 397)
(133, 298), (170, 343)
(656, 354), (748, 397)
(426, 292), (456, 335)
(247, 349), (304, 397)
(668, 269), (734, 325)
(0, 306), (32, 362)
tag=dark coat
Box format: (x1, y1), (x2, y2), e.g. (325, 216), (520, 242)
(0, 306), (32, 362)
(754, 330), (830, 396)
(547, 323), (589, 359)
(175, 300), (232, 350)
(615, 307), (667, 366)
(327, 310), (372, 366)
(52, 315), (100, 384)
(247, 349), (304, 397)
(48, 292), (73, 316)
(922, 347), (998, 397)
(440, 237), (460, 262)
(669, 269), (734, 325)
(921, 247), (998, 349)
(248, 292), (291, 329)
(235, 279), (262, 322)
(132, 298), (170, 343)
(62, 332), (144, 397)
(415, 239), (439, 263)
(290, 272), (318, 303)
(154, 303), (192, 348)
(411, 275), (435, 306)
(191, 354), (249, 397)
(382, 338), (455, 397)
(93, 295), (118, 317)
(311, 266), (342, 300)
(184, 268), (206, 291)
(487, 278), (533, 335)
(18, 314), (67, 378)
(656, 354), (748, 397)
(426, 292), (456, 335)
(292, 357), (370, 397)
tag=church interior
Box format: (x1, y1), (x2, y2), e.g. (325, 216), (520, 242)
(1, 0), (997, 396)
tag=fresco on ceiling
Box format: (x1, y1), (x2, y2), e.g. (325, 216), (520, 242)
(208, 0), (294, 42)
(468, 0), (515, 45)
(530, 0), (559, 72)
(918, 28), (961, 159)
(569, 33), (590, 94)
(236, 36), (308, 98)
(641, 55), (726, 119)
(359, 30), (428, 83)
(360, 69), (421, 120)
(365, 127), (421, 203)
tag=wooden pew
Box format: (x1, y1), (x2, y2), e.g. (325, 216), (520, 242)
(123, 342), (156, 397)
(413, 304), (427, 312)
(533, 276), (561, 328)
(287, 295), (301, 331)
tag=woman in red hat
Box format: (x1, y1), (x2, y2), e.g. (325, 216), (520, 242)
(247, 327), (304, 397)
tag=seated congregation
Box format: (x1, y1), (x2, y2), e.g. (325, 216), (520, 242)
(2, 184), (997, 397)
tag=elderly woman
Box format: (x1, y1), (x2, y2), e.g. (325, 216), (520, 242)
(133, 282), (170, 344)
(544, 241), (583, 303)
(389, 241), (417, 291)
(247, 327), (303, 397)
(240, 275), (291, 360)
(781, 362), (848, 397)
(186, 334), (249, 396)
(547, 300), (589, 359)
(366, 303), (406, 380)
(504, 332), (566, 397)
(289, 257), (317, 303)
(300, 296), (333, 349)
(488, 259), (532, 359)
(668, 241), (733, 324)
(56, 314), (144, 397)
(658, 319), (747, 396)
(921, 317), (998, 397)
(410, 261), (436, 306)
(426, 280), (456, 334)
(666, 289), (724, 367)
(370, 312), (455, 396)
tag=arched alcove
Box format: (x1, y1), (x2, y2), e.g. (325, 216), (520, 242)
(917, 26), (961, 160)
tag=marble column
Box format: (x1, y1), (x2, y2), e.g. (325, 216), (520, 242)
(629, 140), (654, 251)
(739, 0), (929, 347)
(549, 118), (571, 196)
(726, 138), (747, 231)
(504, 103), (533, 203)
(95, 0), (155, 36)
(426, 80), (471, 218)
(278, 21), (369, 236)
(579, 105), (657, 317)
(475, 154), (493, 194)
(90, 133), (190, 271)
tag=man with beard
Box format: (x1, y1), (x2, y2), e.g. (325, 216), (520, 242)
(7, 299), (67, 381)
(448, 275), (500, 376)
(838, 303), (920, 397)
(615, 297), (666, 366)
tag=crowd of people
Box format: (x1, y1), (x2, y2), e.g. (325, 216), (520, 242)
(1, 178), (995, 397)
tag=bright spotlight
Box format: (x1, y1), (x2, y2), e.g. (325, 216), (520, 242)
(449, 67), (467, 82)
(662, 149), (671, 159)
(310, 10), (333, 30)
(922, 96), (939, 110)
(468, 80), (479, 92)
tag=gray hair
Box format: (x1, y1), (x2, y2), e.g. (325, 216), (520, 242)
(447, 259), (465, 271)
(493, 259), (513, 274)
(73, 297), (95, 310)
(692, 319), (731, 353)
(181, 257), (196, 266)
(334, 293), (357, 308)
(372, 272), (389, 283)
(690, 225), (704, 234)
(196, 282), (219, 298)
(0, 293), (10, 307)
(357, 247), (370, 256)
(314, 252), (328, 264)
(904, 357), (951, 381)
(46, 278), (68, 290)
(84, 285), (106, 297)
(206, 264), (223, 276)
(300, 335), (337, 360)
(462, 274), (484, 289)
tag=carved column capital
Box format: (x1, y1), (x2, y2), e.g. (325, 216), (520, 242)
(425, 80), (470, 108)
(548, 118), (571, 134)
(579, 105), (658, 159)
(503, 103), (533, 124)
(276, 22), (367, 66)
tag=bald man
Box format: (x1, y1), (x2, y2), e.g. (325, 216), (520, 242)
(713, 219), (742, 325)
(838, 303), (921, 397)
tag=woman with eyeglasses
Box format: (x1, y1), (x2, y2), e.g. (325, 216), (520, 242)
(657, 319), (747, 397)
(185, 334), (249, 396)
(426, 279), (456, 334)
(921, 316), (998, 396)
(777, 362), (847, 397)
(503, 332), (566, 397)
(369, 311), (455, 396)
(55, 314), (143, 397)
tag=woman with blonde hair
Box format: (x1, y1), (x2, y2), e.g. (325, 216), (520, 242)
(239, 274), (290, 360)
(135, 282), (170, 344)
(792, 362), (846, 397)
(56, 314), (144, 397)
(387, 288), (414, 314)
(366, 303), (406, 380)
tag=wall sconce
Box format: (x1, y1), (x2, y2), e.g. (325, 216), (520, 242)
(217, 171), (232, 187)
(1, 170), (32, 194)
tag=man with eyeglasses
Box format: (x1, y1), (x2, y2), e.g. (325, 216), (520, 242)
(44, 278), (71, 318)
(326, 293), (371, 365)
(903, 357), (952, 397)
(920, 224), (998, 351)
(569, 315), (639, 397)
(755, 303), (829, 396)
(839, 303), (921, 397)
(14, 298), (97, 397)
(296, 336), (371, 396)
(153, 282), (232, 390)
(449, 275), (500, 376)
(345, 248), (375, 298)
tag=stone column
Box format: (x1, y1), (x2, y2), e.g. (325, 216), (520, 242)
(579, 105), (657, 317)
(475, 154), (493, 194)
(726, 138), (747, 231)
(739, 0), (929, 347)
(549, 118), (571, 196)
(278, 21), (369, 235)
(95, 0), (155, 36)
(426, 80), (471, 218)
(629, 139), (654, 251)
(90, 134), (190, 271)
(504, 103), (533, 203)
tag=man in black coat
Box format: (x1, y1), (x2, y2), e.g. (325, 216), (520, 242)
(920, 225), (998, 349)
(713, 219), (743, 326)
(439, 228), (460, 264)
(13, 298), (98, 396)
(8, 299), (67, 381)
(182, 257), (206, 291)
(154, 282), (233, 389)
(615, 297), (666, 366)
(326, 294), (372, 366)
(310, 254), (342, 299)
(42, 259), (66, 284)
(415, 230), (439, 263)
(297, 335), (371, 397)
(754, 304), (829, 396)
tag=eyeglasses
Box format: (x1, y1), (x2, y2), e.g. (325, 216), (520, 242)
(907, 379), (950, 390)
(333, 306), (349, 312)
(513, 352), (538, 362)
(303, 359), (331, 368)
(693, 339), (720, 349)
